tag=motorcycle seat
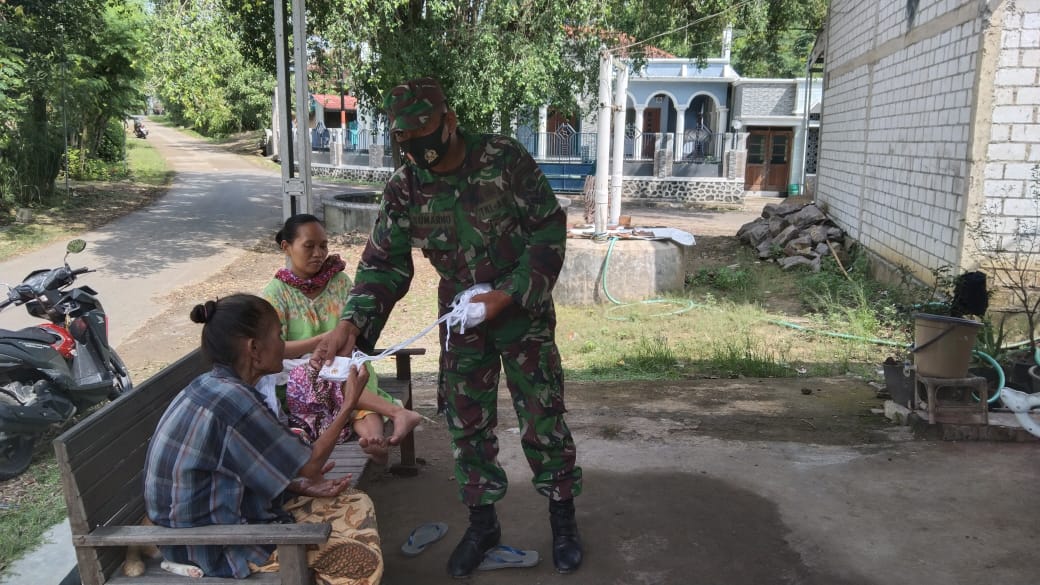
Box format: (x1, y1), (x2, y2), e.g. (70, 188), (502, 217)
(0, 327), (59, 344)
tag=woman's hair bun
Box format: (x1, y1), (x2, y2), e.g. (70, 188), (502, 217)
(189, 300), (218, 324)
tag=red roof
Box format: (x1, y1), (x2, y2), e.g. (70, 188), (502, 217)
(312, 94), (358, 111)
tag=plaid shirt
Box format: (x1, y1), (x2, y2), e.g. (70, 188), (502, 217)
(144, 365), (311, 578)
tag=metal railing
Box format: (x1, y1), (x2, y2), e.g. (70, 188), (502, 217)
(516, 126), (598, 161)
(306, 126), (724, 165)
(307, 127), (390, 154)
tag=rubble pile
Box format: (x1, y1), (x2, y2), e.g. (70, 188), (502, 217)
(736, 200), (849, 272)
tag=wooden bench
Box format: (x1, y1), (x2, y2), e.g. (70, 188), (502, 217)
(54, 347), (425, 585)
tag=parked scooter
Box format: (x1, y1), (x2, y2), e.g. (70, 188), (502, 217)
(133, 118), (148, 139)
(0, 240), (132, 479)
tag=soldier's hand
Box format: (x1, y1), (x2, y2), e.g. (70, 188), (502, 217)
(311, 320), (360, 368)
(471, 290), (513, 323)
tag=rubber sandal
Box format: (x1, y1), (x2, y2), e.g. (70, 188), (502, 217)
(401, 522), (448, 557)
(477, 545), (540, 571)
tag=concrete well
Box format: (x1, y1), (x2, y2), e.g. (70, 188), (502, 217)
(323, 192), (380, 233)
(556, 238), (689, 305)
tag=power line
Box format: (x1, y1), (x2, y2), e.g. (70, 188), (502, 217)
(607, 0), (755, 55)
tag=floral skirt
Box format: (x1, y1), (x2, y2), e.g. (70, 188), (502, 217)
(251, 489), (383, 585)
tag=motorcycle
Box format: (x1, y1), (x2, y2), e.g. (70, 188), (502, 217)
(0, 240), (132, 480)
(133, 120), (148, 139)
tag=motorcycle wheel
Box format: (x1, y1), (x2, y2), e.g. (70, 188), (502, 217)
(107, 350), (133, 401)
(0, 433), (36, 481)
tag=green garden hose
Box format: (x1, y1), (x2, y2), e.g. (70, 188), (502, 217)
(600, 236), (696, 321)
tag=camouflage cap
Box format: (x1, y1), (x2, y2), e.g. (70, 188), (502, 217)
(382, 77), (446, 132)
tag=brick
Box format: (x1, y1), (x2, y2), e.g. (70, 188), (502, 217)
(989, 142), (1028, 159)
(1018, 87), (1040, 105)
(996, 68), (1038, 86)
(985, 163), (1006, 179)
(1005, 162), (1038, 180)
(993, 105), (1036, 123)
(1023, 30), (1040, 49)
(1003, 194), (1036, 215)
(1012, 124), (1040, 142)
(1004, 30), (1021, 49)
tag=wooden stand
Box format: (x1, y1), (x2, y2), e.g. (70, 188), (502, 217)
(915, 374), (989, 425)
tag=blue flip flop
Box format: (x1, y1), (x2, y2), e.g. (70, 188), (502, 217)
(401, 522), (448, 557)
(477, 545), (540, 571)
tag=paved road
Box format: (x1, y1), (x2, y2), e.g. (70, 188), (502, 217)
(0, 123), (329, 343)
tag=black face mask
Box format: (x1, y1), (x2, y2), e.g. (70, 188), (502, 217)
(403, 116), (450, 169)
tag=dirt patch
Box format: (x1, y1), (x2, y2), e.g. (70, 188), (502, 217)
(117, 228), (891, 447)
(567, 377), (888, 445)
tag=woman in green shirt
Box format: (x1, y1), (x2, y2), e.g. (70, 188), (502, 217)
(261, 214), (421, 465)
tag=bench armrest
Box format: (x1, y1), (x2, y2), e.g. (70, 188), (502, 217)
(76, 523), (331, 547)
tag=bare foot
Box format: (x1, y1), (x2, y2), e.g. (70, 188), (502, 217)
(388, 409), (422, 445)
(358, 436), (389, 466)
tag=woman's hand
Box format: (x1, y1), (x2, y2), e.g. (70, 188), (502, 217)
(340, 363), (370, 407)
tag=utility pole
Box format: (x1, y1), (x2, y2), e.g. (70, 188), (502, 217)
(273, 0), (313, 219)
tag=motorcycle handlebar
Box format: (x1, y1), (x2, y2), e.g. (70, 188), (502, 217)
(71, 267), (92, 276)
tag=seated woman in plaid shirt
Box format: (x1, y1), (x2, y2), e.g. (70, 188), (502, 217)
(143, 294), (383, 584)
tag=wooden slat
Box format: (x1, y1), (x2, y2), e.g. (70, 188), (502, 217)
(79, 446), (148, 526)
(56, 349), (206, 460)
(80, 523), (331, 547)
(277, 545), (311, 585)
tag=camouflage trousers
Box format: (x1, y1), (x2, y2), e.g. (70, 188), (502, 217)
(437, 303), (582, 506)
(252, 489), (383, 585)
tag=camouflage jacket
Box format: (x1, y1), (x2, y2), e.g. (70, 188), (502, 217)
(341, 130), (566, 348)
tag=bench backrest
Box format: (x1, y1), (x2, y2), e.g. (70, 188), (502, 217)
(53, 348), (207, 584)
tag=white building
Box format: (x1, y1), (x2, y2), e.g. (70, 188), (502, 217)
(812, 0), (1040, 284)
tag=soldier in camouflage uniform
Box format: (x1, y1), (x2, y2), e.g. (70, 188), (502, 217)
(313, 77), (583, 576)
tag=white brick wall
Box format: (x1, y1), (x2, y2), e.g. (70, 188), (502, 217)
(817, 0), (986, 275)
(984, 2), (1040, 245)
(817, 0), (1040, 284)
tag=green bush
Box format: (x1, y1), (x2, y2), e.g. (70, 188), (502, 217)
(96, 118), (127, 163)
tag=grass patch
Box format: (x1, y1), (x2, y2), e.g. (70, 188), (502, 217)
(699, 335), (792, 378)
(126, 137), (173, 186)
(0, 459), (65, 574)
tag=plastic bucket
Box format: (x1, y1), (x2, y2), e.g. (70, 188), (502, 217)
(912, 313), (981, 378)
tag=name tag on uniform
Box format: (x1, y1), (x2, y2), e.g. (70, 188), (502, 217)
(475, 194), (514, 220)
(412, 211), (455, 228)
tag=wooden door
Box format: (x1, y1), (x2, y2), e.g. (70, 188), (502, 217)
(744, 129), (792, 191)
(642, 108), (661, 157)
(547, 107), (578, 157)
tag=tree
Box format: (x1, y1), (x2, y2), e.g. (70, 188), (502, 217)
(603, 0), (827, 78)
(217, 0), (827, 135)
(1, 1), (100, 200)
(0, 0), (150, 202)
(147, 0), (275, 134)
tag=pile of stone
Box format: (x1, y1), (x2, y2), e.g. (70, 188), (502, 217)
(736, 200), (848, 271)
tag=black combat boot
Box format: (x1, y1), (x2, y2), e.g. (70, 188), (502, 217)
(447, 504), (501, 578)
(549, 498), (583, 573)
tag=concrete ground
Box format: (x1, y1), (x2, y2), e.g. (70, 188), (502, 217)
(366, 380), (1039, 585)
